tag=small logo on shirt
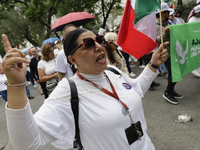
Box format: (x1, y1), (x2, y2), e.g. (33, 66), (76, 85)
(122, 83), (132, 90)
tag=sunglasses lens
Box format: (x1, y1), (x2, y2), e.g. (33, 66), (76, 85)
(96, 36), (106, 46)
(83, 38), (95, 50)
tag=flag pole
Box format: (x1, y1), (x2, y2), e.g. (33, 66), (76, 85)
(159, 9), (164, 51)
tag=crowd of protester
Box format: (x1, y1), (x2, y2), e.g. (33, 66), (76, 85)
(0, 1), (199, 102)
(1, 0), (200, 103)
(0, 1), (200, 149)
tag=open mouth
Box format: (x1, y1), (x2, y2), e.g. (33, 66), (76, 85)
(96, 54), (106, 64)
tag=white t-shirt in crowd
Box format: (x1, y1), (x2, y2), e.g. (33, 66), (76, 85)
(54, 49), (60, 56)
(26, 55), (33, 72)
(174, 17), (185, 25)
(0, 74), (7, 91)
(38, 59), (57, 82)
(55, 49), (74, 80)
(188, 16), (200, 23)
(6, 65), (158, 150)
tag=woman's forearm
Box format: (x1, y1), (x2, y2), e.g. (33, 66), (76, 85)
(6, 101), (55, 150)
(7, 86), (28, 109)
(39, 74), (56, 82)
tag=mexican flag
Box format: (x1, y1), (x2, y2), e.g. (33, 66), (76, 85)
(117, 0), (170, 59)
(169, 22), (200, 82)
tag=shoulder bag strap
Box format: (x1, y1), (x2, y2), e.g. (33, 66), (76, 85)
(106, 66), (121, 75)
(68, 79), (83, 149)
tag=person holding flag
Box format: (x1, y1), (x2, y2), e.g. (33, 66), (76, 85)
(2, 26), (170, 150)
(116, 0), (177, 100)
(156, 3), (183, 105)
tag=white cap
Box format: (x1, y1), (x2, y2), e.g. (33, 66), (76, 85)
(196, 0), (200, 4)
(109, 28), (113, 32)
(104, 32), (118, 46)
(113, 26), (117, 31)
(161, 3), (173, 12)
(169, 10), (174, 16)
(54, 40), (60, 44)
(98, 28), (105, 35)
(194, 5), (200, 13)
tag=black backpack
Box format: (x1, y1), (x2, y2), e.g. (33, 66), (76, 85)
(69, 67), (120, 149)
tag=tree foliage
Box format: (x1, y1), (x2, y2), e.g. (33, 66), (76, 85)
(0, 0), (122, 52)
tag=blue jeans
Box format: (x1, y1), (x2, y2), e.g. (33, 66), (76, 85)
(158, 64), (167, 73)
(1, 90), (7, 101)
(26, 84), (31, 97)
(26, 71), (34, 85)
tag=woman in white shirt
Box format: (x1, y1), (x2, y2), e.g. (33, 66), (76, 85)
(174, 9), (185, 25)
(38, 43), (58, 92)
(2, 29), (169, 150)
(188, 5), (200, 23)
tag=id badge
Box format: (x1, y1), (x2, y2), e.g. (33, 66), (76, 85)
(125, 121), (143, 145)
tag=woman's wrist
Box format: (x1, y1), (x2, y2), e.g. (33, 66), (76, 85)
(148, 62), (158, 73)
(148, 62), (159, 69)
(5, 81), (26, 86)
(5, 79), (26, 86)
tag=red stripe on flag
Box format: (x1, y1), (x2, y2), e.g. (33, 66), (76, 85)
(117, 0), (157, 59)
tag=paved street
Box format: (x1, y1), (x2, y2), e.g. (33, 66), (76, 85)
(0, 64), (200, 150)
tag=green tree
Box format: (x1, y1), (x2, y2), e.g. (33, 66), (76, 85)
(0, 0), (122, 47)
(177, 0), (183, 12)
(0, 0), (98, 46)
(95, 0), (122, 28)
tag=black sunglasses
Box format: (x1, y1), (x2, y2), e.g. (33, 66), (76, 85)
(70, 35), (106, 55)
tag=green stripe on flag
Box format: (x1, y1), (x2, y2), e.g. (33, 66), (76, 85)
(169, 22), (200, 82)
(134, 0), (161, 24)
(163, 0), (171, 4)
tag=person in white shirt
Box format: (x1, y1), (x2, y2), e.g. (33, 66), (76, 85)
(38, 43), (58, 92)
(55, 24), (76, 81)
(187, 0), (200, 22)
(167, 10), (176, 25)
(26, 49), (35, 86)
(173, 9), (185, 25)
(2, 28), (169, 150)
(188, 5), (200, 23)
(54, 40), (62, 57)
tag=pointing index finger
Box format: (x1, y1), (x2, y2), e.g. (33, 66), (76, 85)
(2, 34), (12, 53)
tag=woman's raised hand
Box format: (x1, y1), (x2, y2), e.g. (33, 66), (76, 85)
(150, 42), (169, 67)
(2, 34), (30, 84)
